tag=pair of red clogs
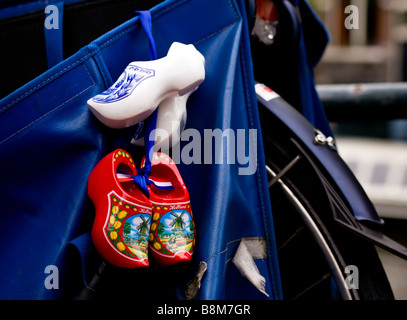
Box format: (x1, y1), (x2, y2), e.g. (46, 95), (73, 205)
(88, 149), (195, 268)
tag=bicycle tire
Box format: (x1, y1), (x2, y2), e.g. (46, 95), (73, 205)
(259, 99), (395, 300)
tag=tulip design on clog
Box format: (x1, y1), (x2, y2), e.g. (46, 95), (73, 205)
(141, 153), (195, 266)
(88, 149), (153, 269)
(87, 42), (205, 129)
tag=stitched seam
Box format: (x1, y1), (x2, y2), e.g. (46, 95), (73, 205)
(2, 0), (240, 110)
(97, 23), (138, 50)
(93, 0), (188, 50)
(2, 51), (97, 111)
(91, 52), (112, 89)
(1, 0), (242, 143)
(0, 64), (96, 146)
(195, 22), (238, 45)
(96, 0), (239, 50)
(195, 0), (240, 46)
(149, 0), (240, 47)
(3, 20), (145, 110)
(150, 0), (189, 21)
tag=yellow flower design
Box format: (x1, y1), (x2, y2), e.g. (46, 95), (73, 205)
(110, 231), (118, 240)
(113, 221), (121, 230)
(118, 210), (127, 220)
(117, 242), (125, 251)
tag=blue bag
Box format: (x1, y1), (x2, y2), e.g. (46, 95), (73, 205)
(0, 0), (283, 300)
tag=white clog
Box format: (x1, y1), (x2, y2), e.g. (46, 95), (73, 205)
(88, 42), (205, 129)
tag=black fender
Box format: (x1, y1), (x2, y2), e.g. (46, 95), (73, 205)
(257, 83), (407, 260)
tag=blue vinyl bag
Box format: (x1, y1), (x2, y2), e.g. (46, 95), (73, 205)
(0, 0), (283, 299)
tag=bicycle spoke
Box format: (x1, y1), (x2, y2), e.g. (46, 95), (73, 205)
(266, 155), (301, 188)
(278, 225), (305, 252)
(267, 165), (353, 300)
(292, 273), (332, 301)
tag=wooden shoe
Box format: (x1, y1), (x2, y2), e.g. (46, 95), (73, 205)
(141, 152), (195, 266)
(87, 42), (205, 129)
(88, 149), (152, 268)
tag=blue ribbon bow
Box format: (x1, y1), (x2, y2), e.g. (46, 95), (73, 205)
(117, 170), (174, 191)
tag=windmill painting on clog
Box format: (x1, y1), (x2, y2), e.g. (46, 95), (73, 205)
(141, 152), (196, 266)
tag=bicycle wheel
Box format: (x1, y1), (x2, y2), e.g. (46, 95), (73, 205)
(258, 95), (395, 300)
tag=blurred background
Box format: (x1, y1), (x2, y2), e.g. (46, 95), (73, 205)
(309, 0), (407, 299)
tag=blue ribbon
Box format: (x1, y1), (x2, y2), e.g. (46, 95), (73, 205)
(133, 10), (159, 197)
(117, 170), (174, 191)
(137, 10), (158, 61)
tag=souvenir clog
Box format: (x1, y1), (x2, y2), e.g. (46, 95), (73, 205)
(88, 149), (152, 268)
(87, 42), (205, 129)
(142, 153), (195, 266)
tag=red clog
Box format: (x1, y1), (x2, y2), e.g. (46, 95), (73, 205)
(141, 153), (196, 266)
(88, 149), (152, 269)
